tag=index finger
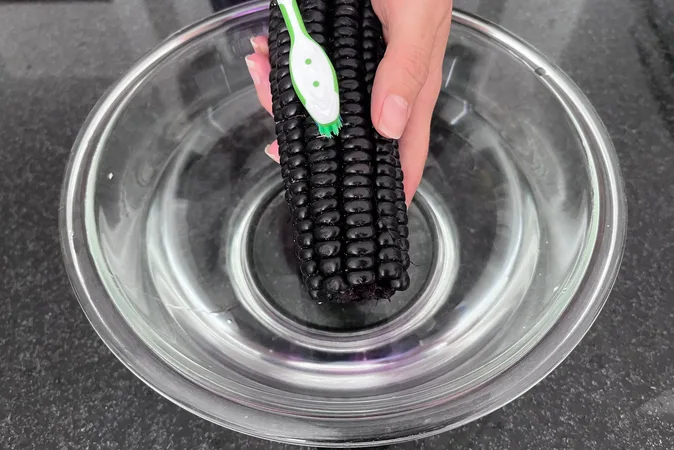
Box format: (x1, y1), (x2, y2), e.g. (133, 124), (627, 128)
(398, 13), (451, 204)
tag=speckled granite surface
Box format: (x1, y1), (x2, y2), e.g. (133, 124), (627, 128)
(1, 0), (673, 449)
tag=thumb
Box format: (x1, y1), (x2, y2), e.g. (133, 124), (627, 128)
(371, 3), (440, 139)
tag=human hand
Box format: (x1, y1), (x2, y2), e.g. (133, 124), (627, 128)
(245, 0), (452, 203)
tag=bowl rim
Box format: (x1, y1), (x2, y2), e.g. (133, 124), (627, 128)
(60, 3), (627, 447)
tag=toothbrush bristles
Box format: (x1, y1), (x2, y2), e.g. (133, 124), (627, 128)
(317, 117), (343, 138)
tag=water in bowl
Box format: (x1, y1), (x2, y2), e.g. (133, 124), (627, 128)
(89, 36), (589, 403)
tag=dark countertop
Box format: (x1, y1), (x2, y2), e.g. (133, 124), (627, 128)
(1, 0), (673, 448)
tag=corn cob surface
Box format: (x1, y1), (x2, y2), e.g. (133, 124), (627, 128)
(269, 0), (410, 303)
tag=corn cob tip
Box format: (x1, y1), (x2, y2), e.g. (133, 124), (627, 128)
(314, 284), (396, 304)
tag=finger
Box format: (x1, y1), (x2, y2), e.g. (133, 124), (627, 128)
(399, 14), (451, 203)
(264, 140), (280, 163)
(398, 75), (438, 204)
(250, 36), (278, 163)
(250, 35), (269, 57)
(371, 1), (445, 139)
(245, 53), (273, 116)
(248, 36), (277, 161)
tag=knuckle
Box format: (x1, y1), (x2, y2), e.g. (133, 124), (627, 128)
(399, 48), (431, 92)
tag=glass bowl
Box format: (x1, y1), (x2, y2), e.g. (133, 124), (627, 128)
(60, 3), (626, 447)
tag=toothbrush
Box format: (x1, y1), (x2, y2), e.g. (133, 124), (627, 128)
(277, 0), (342, 138)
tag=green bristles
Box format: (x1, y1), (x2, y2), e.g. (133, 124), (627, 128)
(317, 117), (343, 138)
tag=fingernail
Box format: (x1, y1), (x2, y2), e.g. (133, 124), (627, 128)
(264, 144), (279, 163)
(245, 56), (261, 85)
(250, 36), (261, 53)
(379, 95), (409, 139)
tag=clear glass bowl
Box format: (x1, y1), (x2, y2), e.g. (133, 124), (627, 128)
(60, 3), (626, 447)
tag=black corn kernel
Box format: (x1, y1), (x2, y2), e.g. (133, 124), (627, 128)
(377, 217), (398, 230)
(376, 164), (397, 178)
(378, 262), (403, 280)
(285, 141), (305, 155)
(293, 207), (310, 222)
(343, 187), (373, 199)
(342, 115), (366, 127)
(401, 253), (411, 270)
(346, 256), (375, 270)
(346, 226), (375, 240)
(334, 47), (359, 59)
(307, 274), (324, 290)
(379, 247), (402, 262)
(288, 181), (308, 195)
(347, 271), (376, 286)
(343, 150), (372, 163)
(297, 248), (314, 261)
(376, 189), (397, 203)
(344, 200), (373, 213)
(269, 0), (410, 303)
(388, 272), (410, 291)
(290, 194), (309, 208)
(344, 163), (373, 175)
(296, 220), (313, 233)
(312, 161), (339, 173)
(314, 225), (341, 241)
(308, 149), (338, 163)
(301, 261), (318, 276)
(325, 275), (349, 292)
(311, 187), (338, 201)
(346, 213), (373, 227)
(310, 197), (339, 215)
(375, 175), (396, 189)
(343, 138), (374, 151)
(316, 211), (341, 225)
(377, 202), (398, 217)
(346, 241), (376, 256)
(319, 257), (342, 275)
(377, 231), (395, 247)
(311, 173), (338, 186)
(396, 210), (409, 224)
(316, 241), (342, 258)
(297, 232), (314, 248)
(287, 154), (307, 168)
(343, 175), (370, 187)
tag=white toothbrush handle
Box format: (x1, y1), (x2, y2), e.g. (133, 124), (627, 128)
(277, 0), (341, 131)
(277, 0), (305, 34)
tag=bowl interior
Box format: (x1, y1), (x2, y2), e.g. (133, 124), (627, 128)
(62, 4), (623, 447)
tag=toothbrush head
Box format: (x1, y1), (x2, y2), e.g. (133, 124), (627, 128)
(278, 0), (342, 140)
(317, 116), (343, 139)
